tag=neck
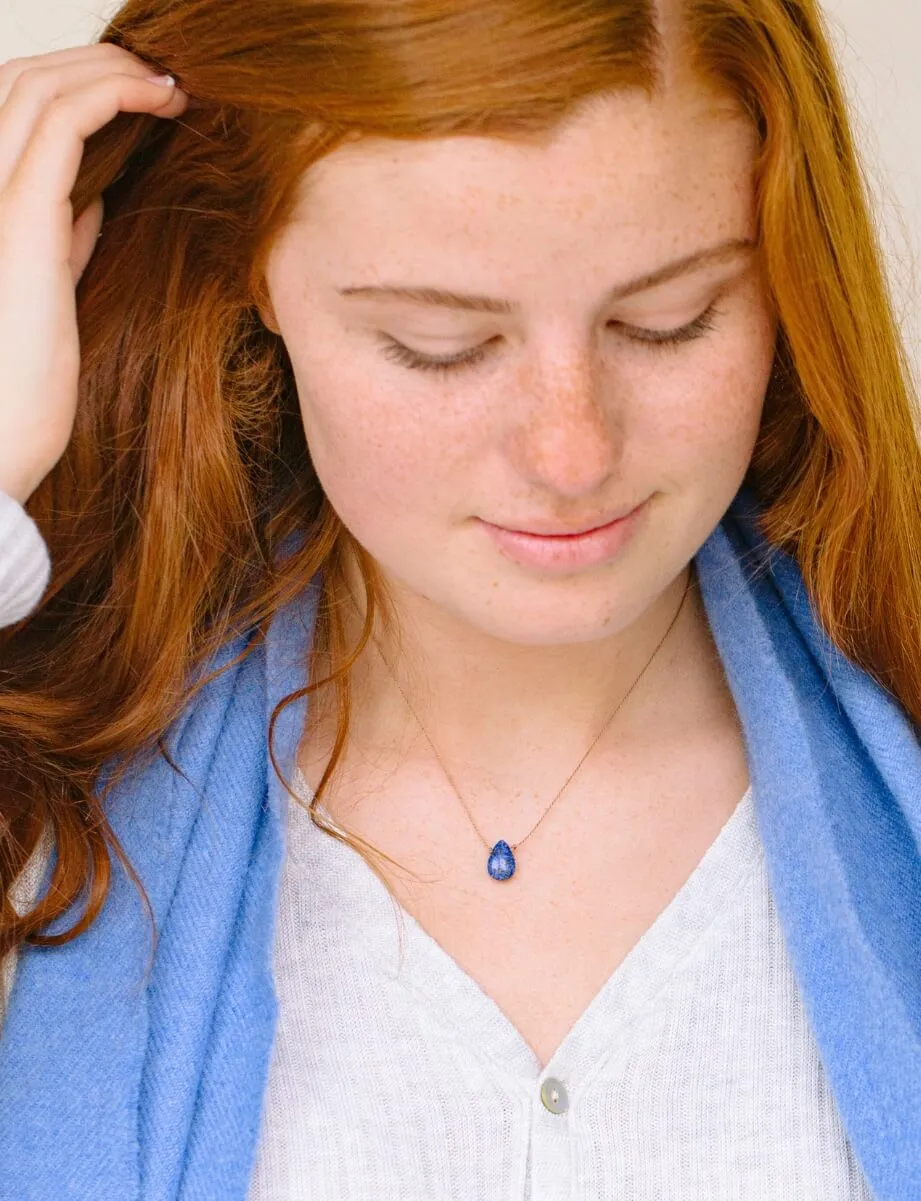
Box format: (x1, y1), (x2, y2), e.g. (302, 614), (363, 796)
(305, 555), (733, 794)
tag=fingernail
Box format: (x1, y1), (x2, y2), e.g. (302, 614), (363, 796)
(145, 74), (176, 87)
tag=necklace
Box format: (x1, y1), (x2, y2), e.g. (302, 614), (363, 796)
(366, 572), (692, 881)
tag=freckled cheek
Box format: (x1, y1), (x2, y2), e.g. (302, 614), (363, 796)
(292, 367), (482, 516)
(637, 342), (773, 473)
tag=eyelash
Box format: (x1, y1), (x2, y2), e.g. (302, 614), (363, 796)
(377, 302), (723, 376)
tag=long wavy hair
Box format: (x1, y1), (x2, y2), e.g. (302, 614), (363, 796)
(1, 0), (919, 964)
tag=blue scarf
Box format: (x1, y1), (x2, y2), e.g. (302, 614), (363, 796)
(1, 484), (920, 1199)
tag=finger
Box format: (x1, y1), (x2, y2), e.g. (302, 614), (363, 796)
(0, 61), (186, 191)
(2, 74), (188, 213)
(0, 43), (154, 107)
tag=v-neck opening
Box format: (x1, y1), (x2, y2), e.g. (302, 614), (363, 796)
(283, 766), (761, 1088)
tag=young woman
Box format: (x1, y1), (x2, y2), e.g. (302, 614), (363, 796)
(1, 0), (919, 1197)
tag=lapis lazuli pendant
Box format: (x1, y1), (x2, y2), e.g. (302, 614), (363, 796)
(487, 839), (516, 880)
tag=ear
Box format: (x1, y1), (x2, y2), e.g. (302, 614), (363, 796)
(258, 301), (281, 335)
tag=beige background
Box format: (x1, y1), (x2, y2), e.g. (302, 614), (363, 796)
(3, 0), (919, 386)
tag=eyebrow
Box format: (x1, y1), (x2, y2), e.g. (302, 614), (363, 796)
(338, 237), (757, 314)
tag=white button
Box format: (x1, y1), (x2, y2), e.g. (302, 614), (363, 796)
(540, 1077), (569, 1114)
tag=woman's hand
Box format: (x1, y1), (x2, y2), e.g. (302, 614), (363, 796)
(0, 43), (189, 504)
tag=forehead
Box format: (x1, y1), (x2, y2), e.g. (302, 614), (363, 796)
(286, 84), (757, 284)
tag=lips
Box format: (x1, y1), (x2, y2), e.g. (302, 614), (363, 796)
(488, 504), (642, 538)
(479, 498), (649, 572)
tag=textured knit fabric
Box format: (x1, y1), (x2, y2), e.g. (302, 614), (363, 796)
(0, 483), (920, 1201)
(0, 489), (50, 628)
(0, 491), (54, 1030)
(248, 767), (874, 1200)
(0, 826), (51, 1032)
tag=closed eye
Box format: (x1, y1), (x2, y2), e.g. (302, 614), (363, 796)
(376, 302), (724, 376)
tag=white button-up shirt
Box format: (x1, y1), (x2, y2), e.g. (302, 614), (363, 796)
(248, 771), (874, 1199)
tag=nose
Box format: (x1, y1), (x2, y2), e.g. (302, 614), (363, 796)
(510, 348), (622, 498)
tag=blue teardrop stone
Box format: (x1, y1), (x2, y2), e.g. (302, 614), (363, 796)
(487, 839), (516, 880)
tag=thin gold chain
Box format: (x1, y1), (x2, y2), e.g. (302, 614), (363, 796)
(367, 570), (693, 855)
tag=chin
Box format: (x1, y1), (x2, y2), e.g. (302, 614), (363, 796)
(435, 582), (655, 648)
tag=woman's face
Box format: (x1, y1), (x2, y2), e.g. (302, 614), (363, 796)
(262, 79), (777, 649)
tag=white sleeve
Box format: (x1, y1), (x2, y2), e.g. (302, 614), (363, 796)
(0, 489), (52, 629)
(0, 490), (54, 1027)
